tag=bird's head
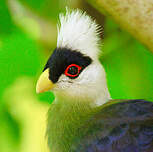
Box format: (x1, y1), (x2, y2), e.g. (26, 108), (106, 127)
(36, 9), (110, 104)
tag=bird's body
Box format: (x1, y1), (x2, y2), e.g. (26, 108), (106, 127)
(47, 99), (153, 152)
(36, 9), (153, 152)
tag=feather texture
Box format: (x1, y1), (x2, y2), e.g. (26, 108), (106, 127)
(71, 100), (153, 152)
(57, 9), (101, 59)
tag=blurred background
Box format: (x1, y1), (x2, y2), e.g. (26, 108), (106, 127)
(0, 0), (153, 152)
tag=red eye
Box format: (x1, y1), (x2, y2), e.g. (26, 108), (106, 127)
(64, 64), (82, 78)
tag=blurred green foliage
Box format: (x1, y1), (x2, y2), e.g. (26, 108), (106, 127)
(0, 0), (152, 152)
(18, 0), (66, 21)
(0, 0), (14, 34)
(102, 19), (153, 100)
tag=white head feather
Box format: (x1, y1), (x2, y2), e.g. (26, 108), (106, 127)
(52, 9), (111, 106)
(57, 9), (101, 59)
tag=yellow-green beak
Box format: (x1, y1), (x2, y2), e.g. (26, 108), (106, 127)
(36, 68), (54, 93)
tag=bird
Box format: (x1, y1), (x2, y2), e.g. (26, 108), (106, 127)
(36, 9), (153, 152)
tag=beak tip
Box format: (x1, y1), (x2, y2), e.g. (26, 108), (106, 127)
(36, 90), (40, 94)
(36, 85), (41, 94)
(36, 69), (54, 94)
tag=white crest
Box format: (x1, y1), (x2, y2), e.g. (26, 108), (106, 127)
(57, 9), (101, 59)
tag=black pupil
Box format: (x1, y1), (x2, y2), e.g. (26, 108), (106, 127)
(68, 66), (78, 75)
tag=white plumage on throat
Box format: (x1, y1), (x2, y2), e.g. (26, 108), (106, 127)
(57, 9), (101, 59)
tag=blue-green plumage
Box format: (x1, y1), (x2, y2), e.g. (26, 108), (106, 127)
(47, 99), (153, 152)
(71, 100), (153, 152)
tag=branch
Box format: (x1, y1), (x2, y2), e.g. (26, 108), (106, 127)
(87, 0), (153, 52)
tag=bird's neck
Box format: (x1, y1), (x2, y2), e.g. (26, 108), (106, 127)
(47, 96), (99, 152)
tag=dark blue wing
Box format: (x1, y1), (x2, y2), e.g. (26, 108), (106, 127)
(72, 100), (153, 152)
